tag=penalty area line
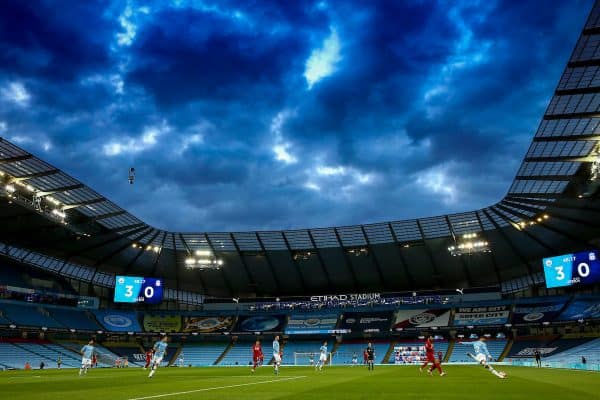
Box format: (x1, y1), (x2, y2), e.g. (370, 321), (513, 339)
(127, 375), (307, 400)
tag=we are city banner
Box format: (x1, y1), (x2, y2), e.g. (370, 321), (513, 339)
(285, 313), (340, 334)
(143, 315), (182, 333)
(557, 298), (600, 321)
(511, 301), (565, 324)
(452, 305), (510, 326)
(182, 316), (235, 333)
(338, 311), (393, 333)
(392, 308), (451, 330)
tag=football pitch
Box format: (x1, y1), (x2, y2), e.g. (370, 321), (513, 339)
(1, 365), (598, 400)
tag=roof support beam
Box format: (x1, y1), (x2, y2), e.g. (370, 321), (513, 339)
(483, 208), (534, 277)
(36, 184), (84, 196)
(172, 234), (181, 294)
(493, 204), (559, 254)
(445, 215), (473, 287)
(178, 234), (207, 294)
(62, 198), (106, 210)
(0, 155), (32, 164)
(306, 230), (335, 291)
(124, 230), (160, 272)
(150, 231), (168, 276)
(255, 233), (283, 295)
(475, 211), (503, 285)
(280, 232), (309, 293)
(204, 234), (234, 297)
(229, 233), (257, 294)
(332, 228), (360, 290)
(90, 210), (126, 221)
(415, 220), (443, 288)
(10, 169), (60, 181)
(359, 225), (387, 290)
(387, 222), (415, 289)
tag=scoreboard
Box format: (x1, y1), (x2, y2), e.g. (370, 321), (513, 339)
(543, 250), (600, 289)
(114, 276), (163, 304)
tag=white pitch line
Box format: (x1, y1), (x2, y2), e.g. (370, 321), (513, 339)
(127, 375), (307, 400)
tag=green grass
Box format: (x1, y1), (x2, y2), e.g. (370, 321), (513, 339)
(1, 365), (598, 400)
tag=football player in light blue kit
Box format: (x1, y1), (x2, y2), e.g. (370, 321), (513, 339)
(148, 335), (168, 378)
(459, 337), (506, 379)
(315, 341), (328, 371)
(79, 339), (95, 376)
(272, 335), (281, 375)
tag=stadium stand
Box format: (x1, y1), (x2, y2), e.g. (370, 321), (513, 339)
(0, 302), (63, 328)
(47, 307), (101, 331)
(449, 340), (507, 363)
(180, 343), (228, 366)
(388, 341), (449, 364)
(218, 341), (256, 366)
(334, 341), (390, 364)
(280, 341), (323, 365)
(544, 338), (600, 365)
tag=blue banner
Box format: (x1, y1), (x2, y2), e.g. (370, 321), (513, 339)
(94, 310), (142, 332)
(285, 313), (339, 334)
(557, 299), (600, 321)
(512, 301), (565, 324)
(234, 315), (286, 333)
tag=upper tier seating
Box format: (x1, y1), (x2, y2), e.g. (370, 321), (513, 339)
(49, 308), (101, 331)
(0, 303), (63, 328)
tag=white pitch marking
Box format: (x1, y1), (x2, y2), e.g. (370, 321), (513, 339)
(127, 375), (307, 400)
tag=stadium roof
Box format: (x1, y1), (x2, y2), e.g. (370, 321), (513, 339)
(1, 2), (600, 298)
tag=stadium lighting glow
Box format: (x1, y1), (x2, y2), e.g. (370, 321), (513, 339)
(5, 184), (16, 193)
(9, 324), (16, 329)
(25, 184), (34, 192)
(46, 196), (60, 206)
(153, 246), (160, 253)
(185, 258), (196, 265)
(132, 243), (138, 248)
(195, 249), (212, 257)
(52, 209), (66, 219)
(448, 235), (490, 256)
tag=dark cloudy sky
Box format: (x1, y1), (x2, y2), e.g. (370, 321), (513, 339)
(0, 0), (593, 231)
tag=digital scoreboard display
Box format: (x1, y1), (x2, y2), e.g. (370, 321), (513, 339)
(543, 250), (600, 289)
(114, 276), (163, 304)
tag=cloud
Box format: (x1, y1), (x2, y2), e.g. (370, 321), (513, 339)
(0, 0), (592, 231)
(1, 82), (30, 106)
(103, 120), (170, 156)
(415, 163), (458, 205)
(304, 26), (342, 89)
(271, 110), (298, 164)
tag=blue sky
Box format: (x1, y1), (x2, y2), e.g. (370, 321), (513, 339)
(0, 0), (592, 231)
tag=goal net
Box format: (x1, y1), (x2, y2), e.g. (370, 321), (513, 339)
(294, 352), (334, 366)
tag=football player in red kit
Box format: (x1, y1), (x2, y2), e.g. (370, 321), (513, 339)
(251, 340), (263, 373)
(420, 334), (445, 376)
(144, 348), (153, 370)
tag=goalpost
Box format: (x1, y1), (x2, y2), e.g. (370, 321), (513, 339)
(293, 352), (334, 366)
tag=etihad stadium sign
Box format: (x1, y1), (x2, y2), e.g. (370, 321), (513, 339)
(309, 292), (381, 302)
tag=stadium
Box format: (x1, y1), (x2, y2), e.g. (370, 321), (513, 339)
(1, 0), (600, 399)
